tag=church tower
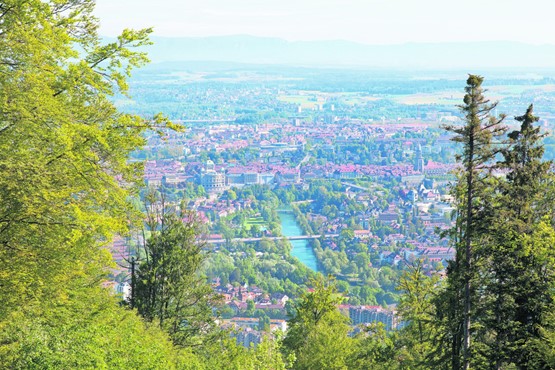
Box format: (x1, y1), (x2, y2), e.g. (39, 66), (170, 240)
(414, 144), (424, 172)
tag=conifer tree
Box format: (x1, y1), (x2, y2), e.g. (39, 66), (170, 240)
(481, 105), (555, 369)
(441, 75), (506, 369)
(500, 104), (550, 224)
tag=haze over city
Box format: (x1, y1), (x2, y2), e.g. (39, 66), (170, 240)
(95, 0), (555, 45)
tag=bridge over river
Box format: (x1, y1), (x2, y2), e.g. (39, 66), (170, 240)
(207, 234), (339, 245)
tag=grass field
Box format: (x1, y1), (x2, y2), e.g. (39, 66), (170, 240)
(277, 91), (380, 108)
(278, 84), (555, 107)
(392, 90), (463, 105)
(243, 216), (268, 231)
(277, 95), (320, 109)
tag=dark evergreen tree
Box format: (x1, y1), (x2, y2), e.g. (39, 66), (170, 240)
(481, 105), (555, 369)
(441, 75), (506, 369)
(500, 104), (550, 224)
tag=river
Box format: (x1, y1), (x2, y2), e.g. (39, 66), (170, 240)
(278, 211), (318, 272)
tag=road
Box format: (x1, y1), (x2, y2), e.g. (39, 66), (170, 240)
(342, 181), (372, 192)
(296, 154), (311, 170)
(207, 234), (339, 244)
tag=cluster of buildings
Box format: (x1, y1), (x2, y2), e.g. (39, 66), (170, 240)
(118, 117), (463, 347)
(221, 317), (287, 347)
(144, 158), (454, 196)
(223, 304), (400, 348)
(141, 118), (457, 193)
(214, 282), (290, 315)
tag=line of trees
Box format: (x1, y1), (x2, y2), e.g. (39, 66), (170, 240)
(420, 76), (555, 369)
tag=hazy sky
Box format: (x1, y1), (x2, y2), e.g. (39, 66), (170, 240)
(95, 0), (555, 45)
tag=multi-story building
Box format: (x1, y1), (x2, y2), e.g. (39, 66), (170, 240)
(234, 328), (263, 348)
(200, 160), (228, 193)
(243, 172), (261, 185)
(348, 305), (397, 331)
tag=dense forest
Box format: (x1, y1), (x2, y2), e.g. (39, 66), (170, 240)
(2, 1), (555, 369)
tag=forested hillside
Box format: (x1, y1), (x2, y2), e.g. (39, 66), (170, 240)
(2, 1), (555, 369)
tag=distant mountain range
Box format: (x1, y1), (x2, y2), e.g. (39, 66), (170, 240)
(139, 35), (555, 69)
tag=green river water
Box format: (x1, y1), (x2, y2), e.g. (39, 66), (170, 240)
(278, 211), (318, 272)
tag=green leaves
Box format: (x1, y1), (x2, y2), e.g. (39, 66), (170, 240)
(435, 81), (555, 369)
(0, 283), (186, 369)
(0, 1), (188, 367)
(133, 192), (221, 347)
(282, 276), (354, 369)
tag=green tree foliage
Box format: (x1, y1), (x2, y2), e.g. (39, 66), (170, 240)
(0, 0), (157, 319)
(441, 75), (506, 369)
(0, 286), (198, 369)
(478, 105), (555, 369)
(396, 261), (441, 368)
(349, 324), (399, 370)
(432, 82), (555, 369)
(258, 315), (271, 332)
(0, 0), (188, 366)
(200, 337), (287, 370)
(133, 191), (221, 347)
(500, 104), (550, 222)
(283, 276), (354, 369)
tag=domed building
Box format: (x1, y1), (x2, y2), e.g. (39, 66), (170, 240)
(200, 160), (228, 193)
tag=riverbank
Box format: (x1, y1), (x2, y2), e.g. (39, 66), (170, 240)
(278, 210), (318, 272)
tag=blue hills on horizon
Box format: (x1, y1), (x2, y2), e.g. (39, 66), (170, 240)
(136, 35), (555, 70)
